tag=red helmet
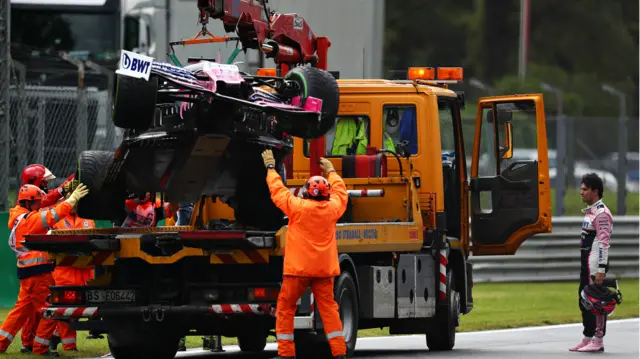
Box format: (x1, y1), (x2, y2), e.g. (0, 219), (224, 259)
(21, 164), (56, 191)
(18, 184), (45, 202)
(304, 175), (330, 199)
(580, 283), (622, 315)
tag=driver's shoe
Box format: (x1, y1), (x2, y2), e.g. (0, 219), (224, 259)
(578, 337), (604, 352)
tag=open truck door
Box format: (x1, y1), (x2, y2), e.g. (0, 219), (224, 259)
(469, 95), (552, 255)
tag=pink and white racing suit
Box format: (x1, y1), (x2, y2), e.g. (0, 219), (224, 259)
(579, 199), (613, 338)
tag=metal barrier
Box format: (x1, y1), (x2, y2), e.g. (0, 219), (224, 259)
(470, 216), (640, 283)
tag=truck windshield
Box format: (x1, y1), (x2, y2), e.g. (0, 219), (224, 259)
(11, 9), (119, 58)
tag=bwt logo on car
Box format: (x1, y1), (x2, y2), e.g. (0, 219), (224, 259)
(122, 53), (150, 74)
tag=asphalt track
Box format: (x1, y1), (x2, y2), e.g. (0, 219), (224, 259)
(95, 318), (639, 359)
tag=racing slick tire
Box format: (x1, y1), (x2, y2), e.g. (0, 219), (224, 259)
(237, 332), (268, 352)
(113, 74), (158, 131)
(334, 271), (359, 357)
(284, 65), (340, 139)
(426, 269), (460, 351)
(75, 150), (127, 222)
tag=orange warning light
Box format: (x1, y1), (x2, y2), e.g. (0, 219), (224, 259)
(437, 67), (464, 81)
(408, 67), (435, 80)
(257, 68), (277, 77)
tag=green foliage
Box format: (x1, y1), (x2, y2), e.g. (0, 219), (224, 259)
(384, 0), (639, 116)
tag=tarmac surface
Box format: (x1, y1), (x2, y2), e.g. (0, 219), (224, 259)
(96, 318), (639, 359)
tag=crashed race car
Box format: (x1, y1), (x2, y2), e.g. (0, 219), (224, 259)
(76, 51), (339, 228)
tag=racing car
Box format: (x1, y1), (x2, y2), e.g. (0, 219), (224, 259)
(75, 51), (339, 229)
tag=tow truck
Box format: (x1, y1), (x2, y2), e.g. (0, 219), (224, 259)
(23, 1), (553, 358)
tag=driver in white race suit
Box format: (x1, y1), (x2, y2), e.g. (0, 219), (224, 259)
(569, 173), (613, 353)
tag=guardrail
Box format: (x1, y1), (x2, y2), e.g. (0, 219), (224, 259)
(470, 216), (639, 283)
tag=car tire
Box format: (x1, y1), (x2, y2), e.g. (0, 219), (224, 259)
(284, 65), (340, 139)
(108, 325), (181, 359)
(75, 150), (126, 222)
(113, 75), (158, 131)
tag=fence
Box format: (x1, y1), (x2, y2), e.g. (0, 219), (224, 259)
(459, 114), (639, 217)
(470, 216), (640, 283)
(0, 46), (122, 211)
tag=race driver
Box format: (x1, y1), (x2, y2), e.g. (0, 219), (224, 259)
(261, 150), (348, 359)
(0, 183), (89, 357)
(569, 173), (613, 353)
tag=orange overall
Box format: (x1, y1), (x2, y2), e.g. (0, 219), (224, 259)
(50, 214), (96, 351)
(0, 201), (73, 355)
(266, 169), (348, 358)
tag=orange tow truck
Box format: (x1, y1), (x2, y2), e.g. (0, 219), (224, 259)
(24, 64), (552, 358)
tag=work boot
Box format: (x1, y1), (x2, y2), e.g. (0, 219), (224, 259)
(20, 346), (32, 353)
(38, 351), (60, 357)
(569, 337), (592, 351)
(49, 335), (60, 351)
(578, 337), (604, 352)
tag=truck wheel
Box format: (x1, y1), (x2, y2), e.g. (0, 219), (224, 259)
(284, 65), (340, 139)
(426, 270), (460, 351)
(75, 150), (126, 222)
(113, 75), (158, 131)
(108, 328), (180, 359)
(237, 333), (268, 352)
(107, 336), (139, 359)
(334, 271), (359, 357)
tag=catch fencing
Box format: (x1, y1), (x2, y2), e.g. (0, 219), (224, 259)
(470, 216), (640, 283)
(0, 47), (122, 211)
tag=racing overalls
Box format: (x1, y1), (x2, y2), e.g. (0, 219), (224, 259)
(579, 199), (613, 338)
(50, 214), (96, 351)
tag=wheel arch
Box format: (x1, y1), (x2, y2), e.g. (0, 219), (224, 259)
(338, 253), (360, 304)
(447, 248), (469, 314)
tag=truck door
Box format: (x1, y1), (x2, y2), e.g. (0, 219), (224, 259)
(469, 95), (552, 255)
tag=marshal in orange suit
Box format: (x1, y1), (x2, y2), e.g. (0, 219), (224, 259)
(261, 150), (348, 359)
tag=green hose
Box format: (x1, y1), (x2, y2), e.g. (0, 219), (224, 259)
(168, 53), (183, 67)
(226, 48), (241, 64)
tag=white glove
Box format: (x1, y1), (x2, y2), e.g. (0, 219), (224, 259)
(65, 183), (89, 208)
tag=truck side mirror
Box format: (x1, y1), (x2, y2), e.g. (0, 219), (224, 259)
(123, 15), (141, 52)
(500, 122), (513, 159)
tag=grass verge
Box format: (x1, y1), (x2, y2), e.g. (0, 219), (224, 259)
(0, 278), (637, 359)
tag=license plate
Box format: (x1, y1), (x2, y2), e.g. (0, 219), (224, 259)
(86, 290), (136, 303)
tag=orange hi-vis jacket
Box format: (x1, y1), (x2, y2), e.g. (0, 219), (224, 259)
(266, 170), (348, 278)
(7, 201), (73, 279)
(52, 213), (96, 287)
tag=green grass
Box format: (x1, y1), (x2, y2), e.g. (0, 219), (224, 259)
(557, 189), (639, 216)
(1, 278), (637, 358)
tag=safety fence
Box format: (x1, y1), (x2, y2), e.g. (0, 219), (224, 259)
(0, 48), (122, 212)
(470, 216), (640, 283)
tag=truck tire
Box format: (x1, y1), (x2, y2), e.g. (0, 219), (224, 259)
(108, 326), (180, 359)
(237, 333), (268, 352)
(75, 150), (126, 222)
(334, 271), (359, 357)
(113, 75), (158, 131)
(426, 270), (460, 351)
(284, 65), (340, 139)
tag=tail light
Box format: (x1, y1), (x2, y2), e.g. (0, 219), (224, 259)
(248, 287), (279, 301)
(51, 290), (83, 305)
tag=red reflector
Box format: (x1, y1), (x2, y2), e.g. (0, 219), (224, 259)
(52, 290), (82, 305)
(254, 288), (266, 297)
(64, 291), (77, 301)
(179, 231), (245, 240)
